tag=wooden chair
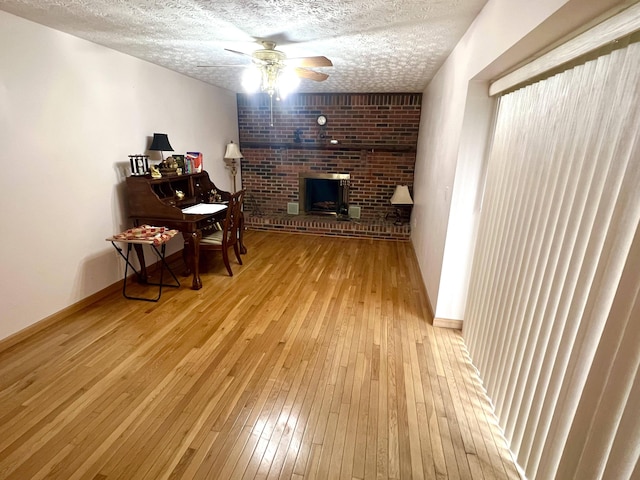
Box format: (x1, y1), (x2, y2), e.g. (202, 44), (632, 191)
(199, 190), (245, 276)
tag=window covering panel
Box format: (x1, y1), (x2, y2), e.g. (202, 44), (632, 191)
(464, 30), (640, 480)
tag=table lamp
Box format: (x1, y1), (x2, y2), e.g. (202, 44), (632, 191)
(149, 133), (174, 162)
(390, 185), (413, 225)
(224, 141), (243, 192)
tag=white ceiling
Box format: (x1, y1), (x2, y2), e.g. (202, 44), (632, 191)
(0, 0), (488, 93)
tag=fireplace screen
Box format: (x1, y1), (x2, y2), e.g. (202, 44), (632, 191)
(299, 172), (350, 216)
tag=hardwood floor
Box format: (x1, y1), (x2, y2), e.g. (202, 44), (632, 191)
(0, 231), (519, 480)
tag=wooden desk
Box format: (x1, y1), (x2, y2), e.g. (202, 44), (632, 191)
(125, 171), (245, 289)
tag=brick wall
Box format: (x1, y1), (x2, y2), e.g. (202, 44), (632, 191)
(238, 92), (421, 220)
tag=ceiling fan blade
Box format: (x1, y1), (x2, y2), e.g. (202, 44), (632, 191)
(287, 56), (333, 67)
(197, 64), (248, 68)
(295, 68), (329, 82)
(224, 48), (254, 58)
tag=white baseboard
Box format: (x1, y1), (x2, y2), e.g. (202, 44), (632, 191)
(433, 317), (463, 330)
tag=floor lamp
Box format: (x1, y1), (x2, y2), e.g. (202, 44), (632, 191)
(224, 141), (243, 193)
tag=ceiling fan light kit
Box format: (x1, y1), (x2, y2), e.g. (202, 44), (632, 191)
(277, 69), (301, 99)
(212, 41), (333, 126)
(242, 64), (300, 100)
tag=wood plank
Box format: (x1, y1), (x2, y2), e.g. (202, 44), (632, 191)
(0, 231), (518, 480)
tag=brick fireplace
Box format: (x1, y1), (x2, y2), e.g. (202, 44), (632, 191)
(237, 92), (421, 239)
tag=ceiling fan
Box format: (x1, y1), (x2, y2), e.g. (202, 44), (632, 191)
(200, 40), (332, 125)
(199, 40), (333, 97)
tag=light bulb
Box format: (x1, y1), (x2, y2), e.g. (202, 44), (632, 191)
(242, 66), (261, 93)
(278, 68), (300, 100)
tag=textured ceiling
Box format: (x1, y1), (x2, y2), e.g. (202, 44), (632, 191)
(0, 0), (488, 93)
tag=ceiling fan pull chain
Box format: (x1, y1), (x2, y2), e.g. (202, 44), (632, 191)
(270, 94), (274, 127)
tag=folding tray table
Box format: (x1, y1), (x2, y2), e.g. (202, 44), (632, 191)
(107, 225), (180, 302)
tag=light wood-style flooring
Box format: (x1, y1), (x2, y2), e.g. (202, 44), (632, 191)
(0, 231), (519, 479)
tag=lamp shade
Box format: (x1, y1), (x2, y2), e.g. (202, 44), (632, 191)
(224, 141), (243, 159)
(149, 133), (174, 152)
(390, 185), (413, 205)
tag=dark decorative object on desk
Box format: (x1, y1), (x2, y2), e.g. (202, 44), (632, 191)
(159, 156), (179, 176)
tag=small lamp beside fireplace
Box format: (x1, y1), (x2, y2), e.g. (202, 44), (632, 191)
(390, 185), (413, 225)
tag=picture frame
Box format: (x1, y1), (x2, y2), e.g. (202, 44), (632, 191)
(173, 154), (185, 171)
(129, 155), (149, 176)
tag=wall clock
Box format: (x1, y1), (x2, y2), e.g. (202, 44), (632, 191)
(317, 115), (327, 126)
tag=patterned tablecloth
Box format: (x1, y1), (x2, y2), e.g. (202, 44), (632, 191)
(107, 225), (179, 246)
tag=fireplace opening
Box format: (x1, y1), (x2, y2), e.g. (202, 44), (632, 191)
(299, 172), (350, 217)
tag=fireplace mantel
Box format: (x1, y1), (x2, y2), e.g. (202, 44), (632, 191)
(239, 141), (416, 153)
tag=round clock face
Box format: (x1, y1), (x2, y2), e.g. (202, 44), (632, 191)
(317, 115), (327, 126)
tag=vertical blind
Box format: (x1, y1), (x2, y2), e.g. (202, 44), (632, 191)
(464, 28), (640, 480)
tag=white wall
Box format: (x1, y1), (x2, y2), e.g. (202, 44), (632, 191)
(436, 82), (494, 320)
(0, 11), (239, 341)
(411, 0), (627, 322)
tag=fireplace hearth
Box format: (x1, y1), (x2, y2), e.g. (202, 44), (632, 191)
(299, 172), (350, 217)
